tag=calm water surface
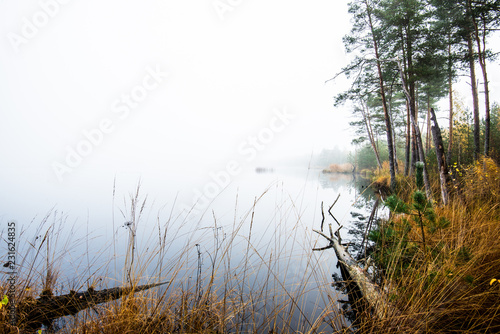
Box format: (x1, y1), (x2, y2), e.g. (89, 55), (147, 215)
(2, 166), (378, 331)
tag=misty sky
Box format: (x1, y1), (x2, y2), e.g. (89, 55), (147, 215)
(0, 0), (358, 185)
(0, 1), (499, 222)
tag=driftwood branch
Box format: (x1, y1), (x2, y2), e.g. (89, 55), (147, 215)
(313, 229), (335, 244)
(19, 281), (168, 330)
(313, 196), (391, 319)
(314, 226), (388, 319)
(314, 198), (425, 331)
(312, 244), (334, 251)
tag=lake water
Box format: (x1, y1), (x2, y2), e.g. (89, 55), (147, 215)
(1, 166), (378, 332)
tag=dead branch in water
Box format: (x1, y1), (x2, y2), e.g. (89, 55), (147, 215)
(18, 281), (168, 330)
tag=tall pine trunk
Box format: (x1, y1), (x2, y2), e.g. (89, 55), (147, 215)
(467, 0), (491, 157)
(359, 98), (383, 169)
(405, 100), (411, 176)
(365, 0), (396, 190)
(447, 43), (454, 166)
(473, 14), (491, 157)
(467, 31), (481, 161)
(481, 60), (491, 157)
(396, 60), (433, 200)
(406, 26), (419, 176)
(399, 25), (411, 177)
(426, 96), (432, 155)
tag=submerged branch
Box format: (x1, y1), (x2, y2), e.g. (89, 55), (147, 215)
(19, 281), (169, 330)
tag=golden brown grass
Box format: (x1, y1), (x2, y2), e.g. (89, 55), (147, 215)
(357, 158), (500, 333)
(0, 189), (346, 333)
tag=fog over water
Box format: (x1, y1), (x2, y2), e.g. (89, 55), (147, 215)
(1, 1), (499, 228)
(0, 1), (363, 229)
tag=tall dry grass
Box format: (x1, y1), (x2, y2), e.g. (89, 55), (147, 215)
(0, 186), (348, 333)
(357, 158), (500, 333)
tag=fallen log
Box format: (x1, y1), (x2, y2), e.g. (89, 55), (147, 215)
(313, 205), (426, 332)
(313, 226), (388, 320)
(313, 195), (437, 332)
(18, 281), (168, 330)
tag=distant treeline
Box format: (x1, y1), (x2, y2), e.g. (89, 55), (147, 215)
(313, 146), (351, 167)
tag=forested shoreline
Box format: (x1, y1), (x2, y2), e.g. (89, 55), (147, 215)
(332, 1), (500, 332)
(336, 0), (499, 184)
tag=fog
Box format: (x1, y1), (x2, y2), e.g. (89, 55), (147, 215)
(0, 1), (357, 227)
(1, 1), (353, 175)
(1, 1), (499, 224)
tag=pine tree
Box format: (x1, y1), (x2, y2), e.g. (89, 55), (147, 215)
(336, 0), (397, 189)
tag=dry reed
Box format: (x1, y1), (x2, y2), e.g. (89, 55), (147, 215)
(1, 184), (347, 333)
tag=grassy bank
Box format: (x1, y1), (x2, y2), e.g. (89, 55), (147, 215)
(356, 158), (500, 332)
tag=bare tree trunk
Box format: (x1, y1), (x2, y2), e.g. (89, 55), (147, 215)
(430, 108), (451, 205)
(412, 113), (432, 200)
(426, 96), (432, 155)
(396, 60), (433, 200)
(467, 32), (481, 161)
(406, 27), (420, 177)
(447, 42), (454, 166)
(405, 100), (411, 176)
(388, 91), (399, 172)
(365, 0), (396, 190)
(359, 98), (383, 169)
(393, 122), (399, 172)
(481, 61), (491, 157)
(470, 8), (491, 157)
(401, 28), (411, 177)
